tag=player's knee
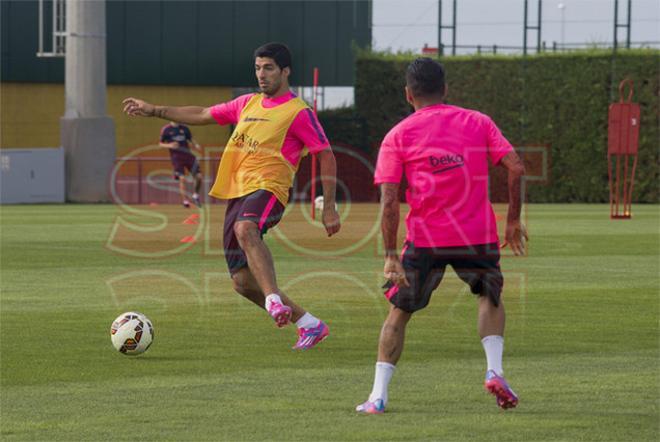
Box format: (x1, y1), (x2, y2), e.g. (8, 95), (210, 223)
(392, 306), (412, 321)
(385, 308), (412, 329)
(231, 271), (249, 295)
(234, 221), (259, 245)
(382, 322), (401, 336)
(232, 278), (248, 296)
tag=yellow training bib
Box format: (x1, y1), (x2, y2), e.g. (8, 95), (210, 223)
(209, 94), (309, 205)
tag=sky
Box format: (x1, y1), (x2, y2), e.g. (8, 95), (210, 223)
(320, 0), (659, 108)
(372, 0), (659, 53)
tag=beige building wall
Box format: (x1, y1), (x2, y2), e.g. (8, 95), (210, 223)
(1, 83), (233, 154)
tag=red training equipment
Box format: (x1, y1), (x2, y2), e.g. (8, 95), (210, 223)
(607, 79), (640, 219)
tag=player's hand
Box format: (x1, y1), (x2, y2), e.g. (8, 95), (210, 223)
(503, 220), (528, 256)
(322, 206), (340, 237)
(122, 97), (155, 117)
(384, 256), (409, 288)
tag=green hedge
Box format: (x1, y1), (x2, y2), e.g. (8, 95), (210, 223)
(316, 106), (370, 153)
(355, 50), (659, 203)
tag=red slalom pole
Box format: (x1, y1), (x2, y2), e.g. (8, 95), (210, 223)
(310, 67), (319, 220)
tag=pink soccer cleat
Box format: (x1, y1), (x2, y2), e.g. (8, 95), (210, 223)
(355, 399), (385, 415)
(292, 321), (329, 350)
(484, 370), (519, 409)
(267, 301), (292, 328)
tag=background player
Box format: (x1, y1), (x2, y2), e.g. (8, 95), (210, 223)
(123, 42), (340, 350)
(159, 121), (203, 208)
(356, 57), (528, 414)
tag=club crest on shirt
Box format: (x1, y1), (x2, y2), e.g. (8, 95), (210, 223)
(429, 154), (464, 174)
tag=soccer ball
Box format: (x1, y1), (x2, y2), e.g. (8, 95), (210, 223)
(314, 195), (338, 211)
(110, 312), (154, 355)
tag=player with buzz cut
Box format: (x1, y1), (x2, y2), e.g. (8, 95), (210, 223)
(356, 57), (527, 414)
(123, 42), (340, 350)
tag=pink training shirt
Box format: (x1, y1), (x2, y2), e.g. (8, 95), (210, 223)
(210, 91), (330, 166)
(374, 104), (513, 248)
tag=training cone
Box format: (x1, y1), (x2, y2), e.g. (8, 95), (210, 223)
(180, 235), (196, 244)
(182, 216), (198, 225)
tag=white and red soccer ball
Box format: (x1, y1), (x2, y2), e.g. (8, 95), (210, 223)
(110, 312), (154, 355)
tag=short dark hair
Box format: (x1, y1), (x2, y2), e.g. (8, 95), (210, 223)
(254, 42), (292, 70)
(405, 57), (446, 98)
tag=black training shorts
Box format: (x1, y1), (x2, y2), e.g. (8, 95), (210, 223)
(222, 190), (285, 274)
(384, 241), (504, 312)
(170, 150), (200, 179)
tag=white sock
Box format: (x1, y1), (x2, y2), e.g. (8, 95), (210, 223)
(264, 293), (283, 311)
(295, 312), (320, 329)
(192, 192), (199, 199)
(368, 362), (395, 405)
(481, 335), (504, 375)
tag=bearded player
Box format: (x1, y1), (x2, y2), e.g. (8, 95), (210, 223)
(123, 42), (340, 350)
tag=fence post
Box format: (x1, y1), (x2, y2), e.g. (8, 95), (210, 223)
(137, 157), (142, 205)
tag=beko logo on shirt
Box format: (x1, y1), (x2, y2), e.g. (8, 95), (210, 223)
(429, 154), (464, 174)
(243, 117), (270, 122)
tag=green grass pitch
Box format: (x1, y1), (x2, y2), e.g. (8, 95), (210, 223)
(1, 203), (658, 440)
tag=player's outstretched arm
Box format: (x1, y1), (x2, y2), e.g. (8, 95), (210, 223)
(159, 141), (178, 149)
(190, 138), (202, 152)
(317, 148), (341, 237)
(500, 151), (528, 256)
(380, 183), (409, 288)
(122, 97), (215, 125)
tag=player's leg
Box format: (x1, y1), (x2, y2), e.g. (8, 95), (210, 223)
(192, 172), (203, 206)
(357, 243), (441, 414)
(231, 265), (303, 313)
(453, 243), (517, 409)
(356, 305), (411, 414)
(231, 191), (328, 348)
(171, 157), (190, 208)
(189, 158), (202, 207)
(233, 220), (280, 296)
(377, 305), (412, 365)
(231, 228), (304, 318)
(233, 220), (307, 320)
(234, 217), (328, 347)
(224, 195), (293, 326)
(177, 177), (190, 207)
(231, 266), (266, 308)
(478, 295), (505, 338)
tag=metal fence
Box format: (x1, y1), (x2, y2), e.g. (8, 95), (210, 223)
(111, 145), (379, 206)
(429, 41), (660, 56)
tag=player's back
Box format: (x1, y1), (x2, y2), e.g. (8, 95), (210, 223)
(378, 103), (512, 247)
